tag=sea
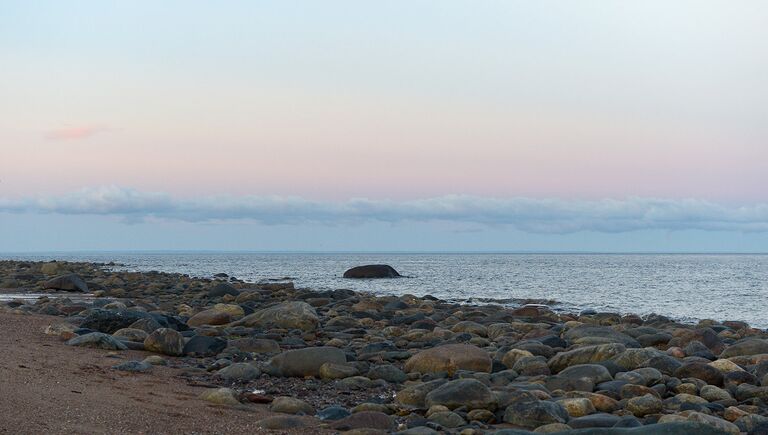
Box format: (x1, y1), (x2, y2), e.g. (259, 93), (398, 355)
(2, 252), (767, 328)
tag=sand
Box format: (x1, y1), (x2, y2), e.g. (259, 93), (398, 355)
(0, 312), (324, 435)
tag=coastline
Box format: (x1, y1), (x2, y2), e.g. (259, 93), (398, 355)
(2, 260), (767, 434)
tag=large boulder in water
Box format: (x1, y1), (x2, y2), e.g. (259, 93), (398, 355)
(404, 344), (492, 374)
(43, 273), (89, 292)
(232, 301), (319, 331)
(343, 265), (401, 279)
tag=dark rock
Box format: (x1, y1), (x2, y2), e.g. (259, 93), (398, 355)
(144, 328), (185, 356)
(720, 339), (768, 358)
(425, 379), (497, 410)
(42, 273), (89, 292)
(343, 265), (401, 279)
(503, 399), (569, 428)
(674, 362), (724, 386)
(80, 309), (153, 334)
(67, 332), (127, 350)
(367, 364), (408, 383)
(208, 282), (239, 297)
(183, 335), (227, 357)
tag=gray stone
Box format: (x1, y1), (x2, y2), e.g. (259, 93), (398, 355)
(425, 379), (496, 410)
(143, 328), (184, 356)
(216, 362), (261, 381)
(43, 273), (88, 292)
(233, 301), (319, 331)
(270, 396), (315, 415)
(267, 346), (347, 377)
(67, 332), (127, 350)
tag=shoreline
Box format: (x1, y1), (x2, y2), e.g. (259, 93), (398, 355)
(2, 260), (768, 434)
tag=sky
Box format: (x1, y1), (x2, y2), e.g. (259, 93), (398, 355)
(1, 1), (767, 252)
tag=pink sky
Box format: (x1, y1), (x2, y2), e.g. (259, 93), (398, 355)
(1, 1), (766, 203)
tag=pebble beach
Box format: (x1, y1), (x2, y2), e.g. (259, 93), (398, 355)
(2, 260), (768, 435)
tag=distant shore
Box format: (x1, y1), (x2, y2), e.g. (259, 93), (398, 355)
(2, 259), (767, 434)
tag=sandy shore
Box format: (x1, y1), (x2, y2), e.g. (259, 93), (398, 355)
(0, 312), (322, 435)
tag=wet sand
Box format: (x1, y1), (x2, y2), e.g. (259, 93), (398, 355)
(0, 312), (323, 435)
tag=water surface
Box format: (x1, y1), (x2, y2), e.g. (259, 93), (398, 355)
(2, 253), (766, 327)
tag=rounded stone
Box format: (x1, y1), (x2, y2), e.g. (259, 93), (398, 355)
(143, 328), (184, 356)
(270, 396), (315, 415)
(425, 379), (496, 411)
(404, 344), (492, 374)
(626, 394), (662, 417)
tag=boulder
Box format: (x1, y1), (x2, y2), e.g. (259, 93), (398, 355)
(187, 309), (231, 327)
(404, 344), (492, 374)
(216, 362), (261, 381)
(558, 364), (613, 384)
(208, 282), (239, 298)
(548, 343), (626, 373)
(424, 379), (496, 410)
(503, 399), (570, 428)
(343, 265), (401, 279)
(626, 394), (662, 417)
(395, 379), (447, 407)
(144, 328), (185, 356)
(267, 347), (347, 377)
(720, 339), (768, 358)
(199, 388), (240, 405)
(183, 335), (227, 357)
(233, 301), (319, 331)
(112, 328), (148, 342)
(270, 396), (315, 415)
(564, 325), (640, 347)
(674, 362), (724, 386)
(42, 273), (89, 292)
(80, 309), (154, 334)
(67, 332), (127, 350)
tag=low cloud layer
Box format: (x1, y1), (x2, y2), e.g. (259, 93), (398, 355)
(2, 186), (767, 233)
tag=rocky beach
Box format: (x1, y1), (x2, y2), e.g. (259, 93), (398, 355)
(2, 260), (768, 435)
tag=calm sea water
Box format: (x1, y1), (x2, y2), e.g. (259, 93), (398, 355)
(2, 253), (767, 328)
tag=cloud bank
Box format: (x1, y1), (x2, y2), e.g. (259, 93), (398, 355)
(2, 186), (768, 234)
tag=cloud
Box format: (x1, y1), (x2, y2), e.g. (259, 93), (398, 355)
(1, 185), (768, 233)
(45, 126), (109, 140)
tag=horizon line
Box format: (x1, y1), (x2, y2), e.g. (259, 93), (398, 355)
(2, 250), (768, 256)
